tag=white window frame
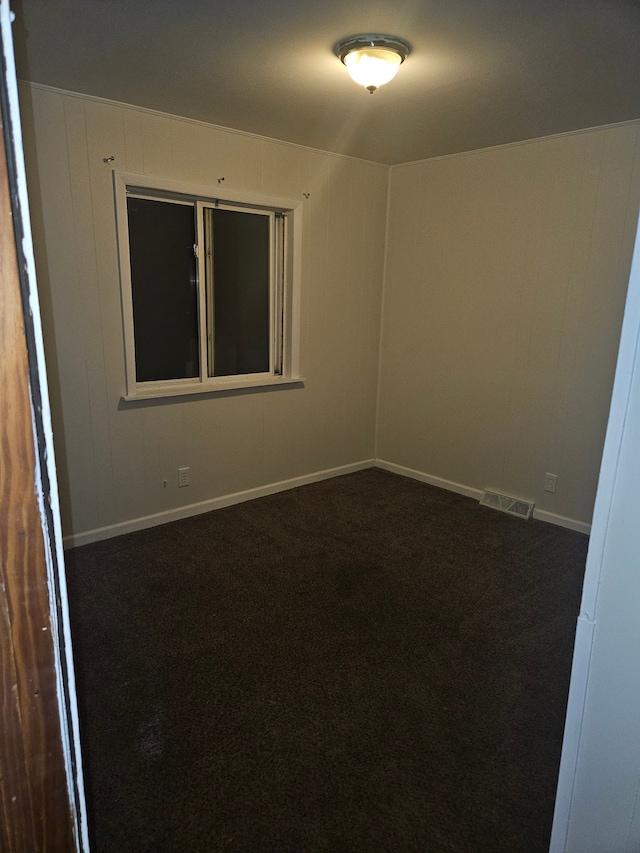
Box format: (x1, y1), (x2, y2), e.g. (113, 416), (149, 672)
(113, 172), (303, 401)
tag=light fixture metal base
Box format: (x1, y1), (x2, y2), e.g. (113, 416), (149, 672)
(334, 34), (411, 64)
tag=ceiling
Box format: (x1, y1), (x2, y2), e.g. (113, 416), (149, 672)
(11, 0), (640, 165)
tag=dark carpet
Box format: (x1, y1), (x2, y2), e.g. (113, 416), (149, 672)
(65, 468), (588, 853)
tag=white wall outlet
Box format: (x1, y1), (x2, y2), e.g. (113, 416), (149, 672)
(544, 472), (558, 493)
(178, 466), (190, 487)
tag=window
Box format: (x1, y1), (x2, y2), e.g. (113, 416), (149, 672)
(114, 173), (302, 400)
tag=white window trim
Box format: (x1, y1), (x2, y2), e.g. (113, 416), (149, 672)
(113, 171), (303, 401)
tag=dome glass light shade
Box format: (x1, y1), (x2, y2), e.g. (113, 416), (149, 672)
(344, 48), (402, 90)
(335, 35), (411, 93)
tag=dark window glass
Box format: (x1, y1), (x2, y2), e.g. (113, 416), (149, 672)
(127, 197), (198, 382)
(210, 208), (270, 377)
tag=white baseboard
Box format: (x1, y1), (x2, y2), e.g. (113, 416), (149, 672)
(533, 508), (591, 535)
(64, 457), (591, 548)
(374, 459), (484, 501)
(375, 459), (591, 535)
(64, 459), (376, 548)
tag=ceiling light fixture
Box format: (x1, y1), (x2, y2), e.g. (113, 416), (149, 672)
(335, 34), (411, 94)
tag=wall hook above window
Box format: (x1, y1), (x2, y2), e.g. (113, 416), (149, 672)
(303, 192), (311, 199)
(103, 156), (115, 163)
(217, 177), (225, 184)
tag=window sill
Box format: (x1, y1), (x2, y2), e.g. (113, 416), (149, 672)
(121, 375), (305, 403)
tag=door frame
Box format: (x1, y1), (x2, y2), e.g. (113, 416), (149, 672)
(0, 1), (88, 849)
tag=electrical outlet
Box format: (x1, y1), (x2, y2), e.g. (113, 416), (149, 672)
(178, 467), (190, 488)
(544, 472), (558, 494)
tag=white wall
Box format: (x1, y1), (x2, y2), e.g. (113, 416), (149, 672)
(377, 124), (640, 528)
(21, 81), (640, 545)
(19, 84), (388, 545)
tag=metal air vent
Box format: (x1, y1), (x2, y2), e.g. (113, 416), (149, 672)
(480, 490), (534, 520)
